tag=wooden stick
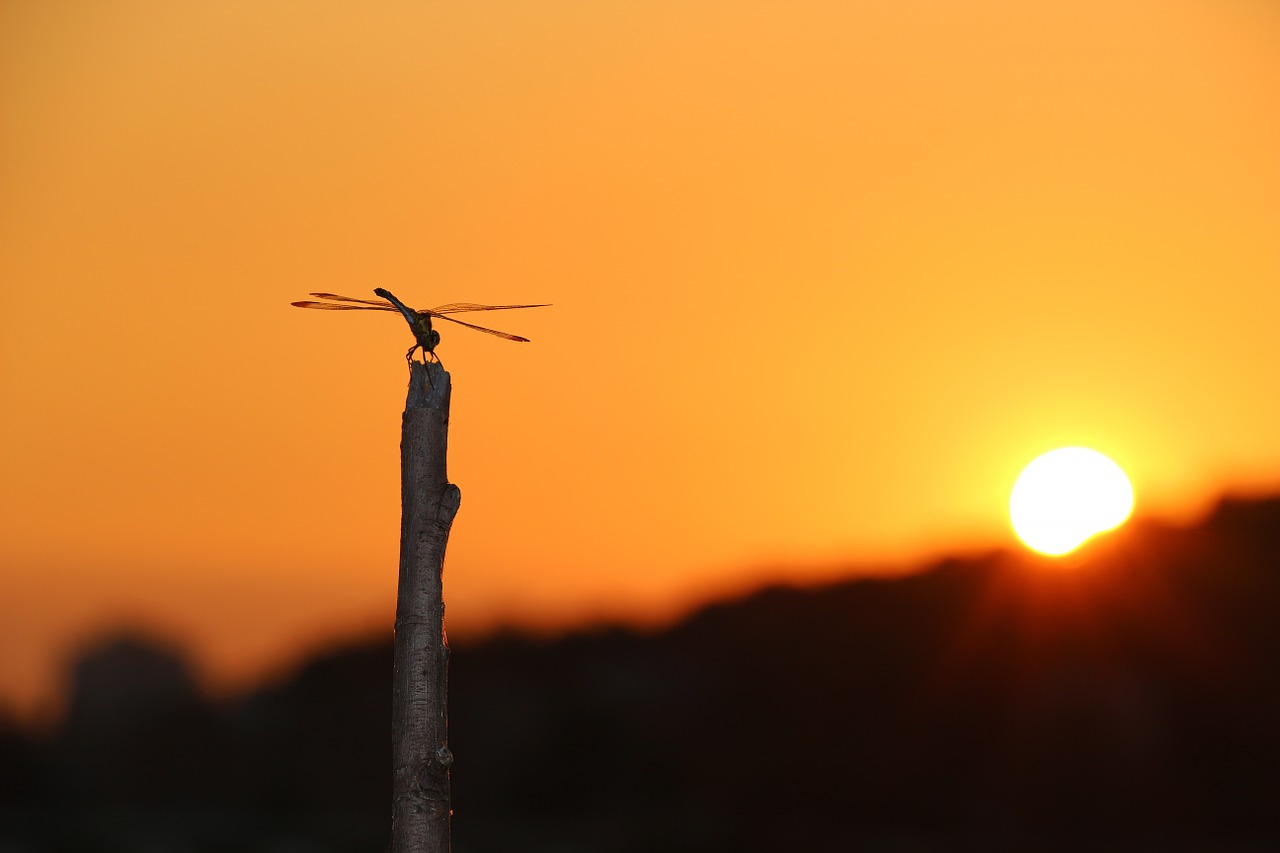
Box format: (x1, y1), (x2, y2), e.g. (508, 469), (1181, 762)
(391, 359), (459, 853)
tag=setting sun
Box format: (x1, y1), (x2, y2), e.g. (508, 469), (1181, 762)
(1010, 447), (1135, 556)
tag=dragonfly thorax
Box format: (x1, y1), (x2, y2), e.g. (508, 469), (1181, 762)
(412, 315), (440, 353)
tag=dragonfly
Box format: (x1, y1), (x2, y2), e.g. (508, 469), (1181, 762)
(292, 288), (550, 365)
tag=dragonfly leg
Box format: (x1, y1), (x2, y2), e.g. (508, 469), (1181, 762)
(405, 344), (436, 387)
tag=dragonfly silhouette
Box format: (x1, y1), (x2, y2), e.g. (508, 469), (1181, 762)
(292, 288), (549, 365)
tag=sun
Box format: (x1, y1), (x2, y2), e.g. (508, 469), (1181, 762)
(1009, 447), (1135, 556)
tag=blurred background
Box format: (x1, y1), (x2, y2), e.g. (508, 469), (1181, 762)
(1, 0), (1278, 849)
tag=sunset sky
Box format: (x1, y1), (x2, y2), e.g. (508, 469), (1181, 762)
(2, 0), (1277, 720)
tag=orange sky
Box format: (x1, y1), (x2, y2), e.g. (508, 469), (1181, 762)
(2, 0), (1278, 721)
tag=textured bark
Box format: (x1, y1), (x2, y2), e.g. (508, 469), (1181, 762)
(391, 359), (458, 853)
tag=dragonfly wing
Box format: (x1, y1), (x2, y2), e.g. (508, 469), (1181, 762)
(432, 313), (531, 342)
(428, 302), (552, 314)
(293, 301), (395, 311)
(308, 292), (397, 308)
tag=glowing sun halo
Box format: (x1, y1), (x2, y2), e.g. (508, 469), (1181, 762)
(1010, 447), (1135, 556)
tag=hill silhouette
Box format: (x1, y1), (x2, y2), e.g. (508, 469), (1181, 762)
(4, 496), (1280, 851)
